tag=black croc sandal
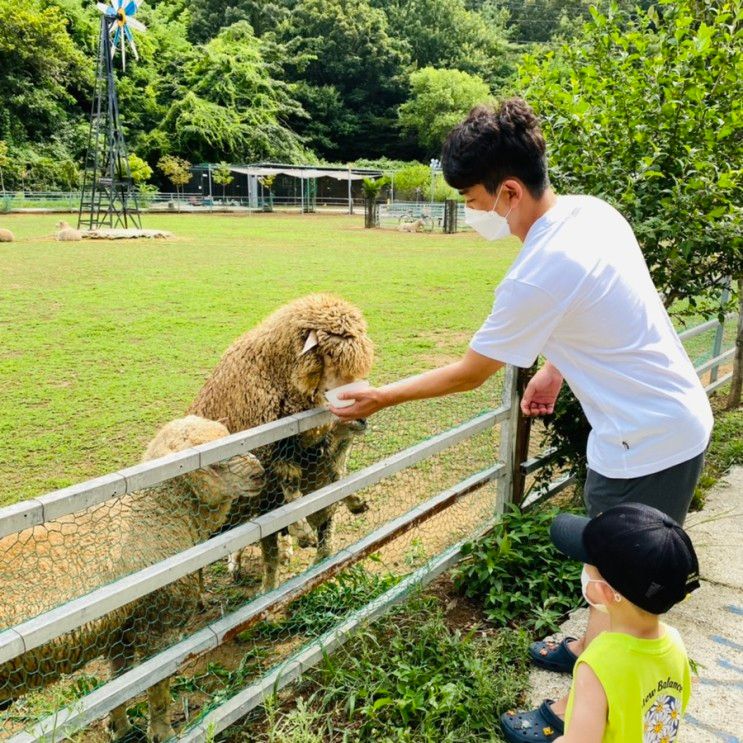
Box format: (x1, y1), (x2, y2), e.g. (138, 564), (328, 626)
(500, 699), (565, 742)
(528, 636), (578, 673)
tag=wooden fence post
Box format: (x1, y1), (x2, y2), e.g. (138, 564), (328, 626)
(512, 365), (536, 506)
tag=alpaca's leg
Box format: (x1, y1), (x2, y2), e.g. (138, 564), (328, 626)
(108, 651), (135, 738)
(276, 463), (316, 548)
(343, 493), (369, 514)
(260, 533), (280, 592)
(314, 510), (335, 563)
(148, 678), (176, 742)
(228, 548), (243, 580)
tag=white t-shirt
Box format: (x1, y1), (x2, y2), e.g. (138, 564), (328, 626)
(470, 195), (713, 478)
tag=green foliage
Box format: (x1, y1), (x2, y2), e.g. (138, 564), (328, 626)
(0, 140), (8, 193)
(361, 176), (389, 200)
(277, 0), (410, 160)
(244, 565), (400, 642)
(187, 0), (293, 42)
(162, 22), (308, 163)
(157, 154), (191, 193)
(0, 0), (91, 146)
(374, 0), (513, 87)
(520, 0), (742, 312)
(398, 67), (493, 154)
(516, 0), (742, 487)
(212, 161), (234, 199)
(128, 153), (153, 184)
(453, 505), (582, 633)
(289, 596), (530, 741)
(691, 405), (743, 509)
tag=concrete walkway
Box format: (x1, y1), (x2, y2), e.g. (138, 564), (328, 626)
(527, 466), (743, 742)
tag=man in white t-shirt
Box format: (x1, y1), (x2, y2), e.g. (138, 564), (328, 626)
(331, 97), (712, 741)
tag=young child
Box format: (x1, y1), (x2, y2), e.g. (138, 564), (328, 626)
(501, 503), (700, 743)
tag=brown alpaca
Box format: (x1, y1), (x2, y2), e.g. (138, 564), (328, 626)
(189, 294), (374, 590)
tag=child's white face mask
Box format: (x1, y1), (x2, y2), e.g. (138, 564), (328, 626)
(581, 565), (621, 614)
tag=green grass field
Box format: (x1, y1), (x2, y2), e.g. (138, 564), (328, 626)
(0, 212), (520, 504)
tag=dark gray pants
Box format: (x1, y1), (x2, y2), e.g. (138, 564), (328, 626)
(584, 450), (706, 525)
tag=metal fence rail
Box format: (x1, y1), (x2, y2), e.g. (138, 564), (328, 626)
(14, 465), (506, 742)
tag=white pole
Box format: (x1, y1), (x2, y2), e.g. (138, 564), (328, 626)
(347, 166), (352, 214)
(300, 176), (304, 213)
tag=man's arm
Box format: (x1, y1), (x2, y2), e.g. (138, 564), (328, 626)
(553, 663), (607, 743)
(330, 348), (503, 421)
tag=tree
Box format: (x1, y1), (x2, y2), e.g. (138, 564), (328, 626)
(0, 0), (91, 178)
(259, 173), (275, 210)
(188, 0), (293, 42)
(373, 0), (512, 87)
(277, 0), (410, 160)
(128, 153), (153, 185)
(212, 161), (234, 199)
(157, 155), (191, 197)
(160, 22), (308, 162)
(398, 68), (493, 154)
(519, 0), (742, 481)
(362, 176), (388, 227)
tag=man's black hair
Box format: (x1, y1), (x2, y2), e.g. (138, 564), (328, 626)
(441, 97), (549, 198)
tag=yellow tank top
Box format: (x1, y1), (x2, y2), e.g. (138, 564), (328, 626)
(564, 624), (691, 742)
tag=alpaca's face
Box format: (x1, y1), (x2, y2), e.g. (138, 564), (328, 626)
(188, 453), (265, 508)
(293, 332), (373, 404)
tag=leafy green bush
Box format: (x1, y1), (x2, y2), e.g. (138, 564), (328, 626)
(299, 596), (530, 741)
(520, 0), (742, 311)
(453, 506), (582, 633)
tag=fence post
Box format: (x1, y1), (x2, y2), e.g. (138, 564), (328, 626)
(443, 199), (458, 234)
(497, 365), (520, 512)
(511, 365), (536, 506)
(710, 282), (731, 383)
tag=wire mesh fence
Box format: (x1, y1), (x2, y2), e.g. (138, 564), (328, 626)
(0, 366), (519, 741)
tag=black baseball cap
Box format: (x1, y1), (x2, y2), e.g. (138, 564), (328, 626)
(550, 503), (700, 614)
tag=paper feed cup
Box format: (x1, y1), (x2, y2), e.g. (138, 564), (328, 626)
(324, 380), (371, 408)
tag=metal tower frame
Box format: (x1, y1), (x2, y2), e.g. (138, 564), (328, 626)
(78, 15), (141, 230)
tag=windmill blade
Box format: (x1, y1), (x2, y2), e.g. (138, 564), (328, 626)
(127, 16), (146, 32)
(124, 24), (140, 58)
(120, 28), (126, 70)
(96, 2), (114, 14)
(123, 0), (139, 16)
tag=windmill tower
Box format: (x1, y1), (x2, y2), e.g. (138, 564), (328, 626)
(78, 0), (146, 230)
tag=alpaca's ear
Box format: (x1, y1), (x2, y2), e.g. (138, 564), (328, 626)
(300, 329), (319, 356)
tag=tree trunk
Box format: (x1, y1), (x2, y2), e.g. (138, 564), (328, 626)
(727, 276), (743, 409)
(364, 197), (379, 228)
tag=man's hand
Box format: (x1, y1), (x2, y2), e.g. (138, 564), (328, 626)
(521, 362), (563, 417)
(329, 387), (389, 421)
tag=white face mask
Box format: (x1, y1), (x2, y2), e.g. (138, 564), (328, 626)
(581, 565), (620, 614)
(463, 185), (513, 240)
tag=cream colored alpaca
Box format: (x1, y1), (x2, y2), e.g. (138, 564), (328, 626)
(0, 228), (14, 242)
(397, 218), (424, 233)
(56, 220), (83, 241)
